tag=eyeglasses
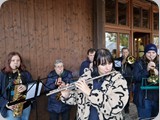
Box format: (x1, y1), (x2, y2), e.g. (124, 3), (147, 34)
(55, 65), (63, 68)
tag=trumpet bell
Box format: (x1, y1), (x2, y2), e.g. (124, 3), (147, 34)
(127, 56), (135, 64)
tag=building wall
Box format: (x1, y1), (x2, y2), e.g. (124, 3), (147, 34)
(105, 0), (159, 58)
(0, 0), (93, 119)
(0, 0), (93, 79)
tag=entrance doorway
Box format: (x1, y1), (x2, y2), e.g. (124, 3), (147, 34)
(133, 32), (150, 58)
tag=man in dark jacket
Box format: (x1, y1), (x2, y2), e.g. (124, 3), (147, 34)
(114, 47), (134, 114)
(45, 59), (73, 120)
(79, 48), (96, 76)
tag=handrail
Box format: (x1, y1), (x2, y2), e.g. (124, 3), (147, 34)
(140, 78), (159, 90)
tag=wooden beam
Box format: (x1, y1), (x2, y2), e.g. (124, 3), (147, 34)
(93, 0), (105, 49)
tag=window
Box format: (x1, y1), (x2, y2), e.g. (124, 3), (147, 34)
(105, 0), (116, 24)
(119, 33), (129, 49)
(142, 9), (149, 28)
(105, 32), (130, 57)
(153, 35), (159, 47)
(153, 35), (159, 55)
(133, 6), (150, 28)
(105, 32), (117, 52)
(133, 6), (141, 27)
(105, 0), (129, 26)
(118, 1), (128, 25)
(153, 12), (159, 30)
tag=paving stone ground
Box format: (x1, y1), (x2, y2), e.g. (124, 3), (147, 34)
(122, 102), (139, 120)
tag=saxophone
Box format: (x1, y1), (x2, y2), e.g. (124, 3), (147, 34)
(12, 68), (26, 117)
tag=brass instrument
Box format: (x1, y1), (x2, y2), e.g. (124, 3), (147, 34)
(55, 76), (62, 100)
(46, 71), (115, 96)
(147, 65), (159, 84)
(12, 68), (25, 117)
(126, 55), (135, 64)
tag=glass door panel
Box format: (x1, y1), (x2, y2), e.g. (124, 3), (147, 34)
(119, 33), (129, 56)
(105, 32), (117, 53)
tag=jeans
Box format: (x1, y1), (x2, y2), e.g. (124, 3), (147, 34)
(137, 99), (159, 120)
(6, 105), (31, 120)
(49, 110), (70, 120)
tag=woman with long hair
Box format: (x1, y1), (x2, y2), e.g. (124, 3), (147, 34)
(0, 52), (33, 120)
(133, 43), (159, 119)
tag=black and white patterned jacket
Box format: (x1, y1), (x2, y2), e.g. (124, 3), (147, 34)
(61, 69), (129, 120)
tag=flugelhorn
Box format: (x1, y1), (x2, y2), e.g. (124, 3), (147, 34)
(46, 71), (116, 96)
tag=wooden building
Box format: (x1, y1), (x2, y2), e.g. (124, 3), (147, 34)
(105, 0), (159, 58)
(0, 0), (159, 120)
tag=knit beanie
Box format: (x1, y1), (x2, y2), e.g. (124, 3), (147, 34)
(144, 43), (157, 54)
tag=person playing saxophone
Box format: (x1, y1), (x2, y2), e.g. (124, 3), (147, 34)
(0, 52), (33, 120)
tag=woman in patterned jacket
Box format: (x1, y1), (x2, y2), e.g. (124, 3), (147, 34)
(60, 48), (129, 120)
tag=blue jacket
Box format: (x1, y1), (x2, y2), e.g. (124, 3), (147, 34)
(79, 59), (91, 76)
(133, 59), (159, 107)
(0, 70), (33, 118)
(45, 69), (73, 113)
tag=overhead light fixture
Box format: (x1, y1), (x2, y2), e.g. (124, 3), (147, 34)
(138, 38), (141, 42)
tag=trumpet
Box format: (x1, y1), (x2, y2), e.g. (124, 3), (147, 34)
(46, 71), (116, 96)
(126, 55), (135, 64)
(147, 60), (159, 84)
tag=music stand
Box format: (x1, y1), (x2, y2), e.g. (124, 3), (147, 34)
(26, 81), (42, 100)
(8, 81), (42, 106)
(114, 60), (121, 67)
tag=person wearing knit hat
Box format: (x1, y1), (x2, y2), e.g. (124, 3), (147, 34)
(144, 43), (157, 55)
(133, 43), (159, 119)
(144, 43), (158, 63)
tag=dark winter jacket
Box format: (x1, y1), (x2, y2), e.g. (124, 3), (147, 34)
(45, 69), (73, 113)
(114, 56), (133, 86)
(79, 59), (91, 76)
(133, 59), (159, 107)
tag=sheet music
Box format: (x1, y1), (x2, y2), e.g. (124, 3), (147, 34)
(114, 60), (121, 67)
(26, 82), (42, 100)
